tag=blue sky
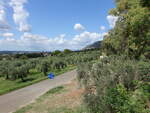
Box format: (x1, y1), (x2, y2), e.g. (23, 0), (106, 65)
(0, 0), (118, 51)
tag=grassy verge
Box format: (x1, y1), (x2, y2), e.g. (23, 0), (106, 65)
(14, 86), (65, 113)
(45, 106), (86, 113)
(0, 65), (76, 95)
(15, 105), (86, 113)
(14, 79), (86, 113)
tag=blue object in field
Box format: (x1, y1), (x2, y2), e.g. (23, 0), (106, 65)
(48, 73), (54, 79)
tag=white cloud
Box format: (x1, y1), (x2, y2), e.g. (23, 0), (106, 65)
(100, 26), (106, 31)
(74, 23), (85, 31)
(0, 1), (107, 51)
(9, 0), (31, 32)
(107, 15), (118, 28)
(0, 32), (14, 37)
(0, 1), (10, 31)
(0, 38), (19, 51)
(0, 1), (6, 24)
(0, 31), (105, 51)
(72, 31), (101, 46)
(102, 32), (108, 37)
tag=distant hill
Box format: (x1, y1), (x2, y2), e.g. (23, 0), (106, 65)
(0, 41), (102, 55)
(0, 51), (42, 55)
(83, 41), (102, 50)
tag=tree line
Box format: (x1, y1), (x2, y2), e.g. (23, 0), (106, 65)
(0, 50), (100, 82)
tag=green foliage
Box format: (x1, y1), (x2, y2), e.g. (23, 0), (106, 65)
(77, 56), (150, 113)
(139, 0), (150, 7)
(106, 84), (149, 113)
(51, 50), (62, 56)
(138, 60), (150, 81)
(0, 50), (100, 82)
(18, 65), (29, 82)
(63, 49), (72, 54)
(102, 0), (150, 59)
(41, 61), (49, 76)
(19, 55), (28, 59)
(14, 53), (45, 59)
(100, 1), (150, 111)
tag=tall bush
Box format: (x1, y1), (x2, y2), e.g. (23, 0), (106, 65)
(77, 56), (150, 113)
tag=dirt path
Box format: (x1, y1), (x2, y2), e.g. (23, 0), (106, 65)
(0, 70), (77, 113)
(15, 79), (85, 113)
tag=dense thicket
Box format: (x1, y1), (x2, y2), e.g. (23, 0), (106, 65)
(77, 56), (150, 113)
(102, 0), (150, 59)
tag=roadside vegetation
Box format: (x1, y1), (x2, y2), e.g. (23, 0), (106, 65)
(77, 0), (150, 113)
(0, 49), (100, 95)
(78, 56), (150, 113)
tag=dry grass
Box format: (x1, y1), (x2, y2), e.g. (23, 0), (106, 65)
(15, 79), (85, 113)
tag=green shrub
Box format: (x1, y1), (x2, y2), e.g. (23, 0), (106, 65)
(106, 84), (149, 113)
(77, 56), (150, 113)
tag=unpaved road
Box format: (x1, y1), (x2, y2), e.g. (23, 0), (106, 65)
(0, 70), (77, 113)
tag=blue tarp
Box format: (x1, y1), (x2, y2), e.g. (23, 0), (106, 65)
(48, 73), (54, 79)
